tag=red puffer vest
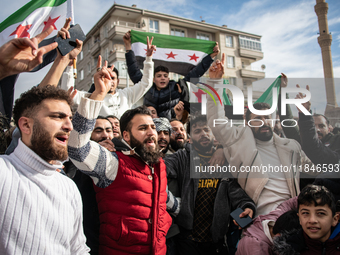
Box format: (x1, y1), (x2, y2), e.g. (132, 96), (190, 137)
(94, 151), (172, 255)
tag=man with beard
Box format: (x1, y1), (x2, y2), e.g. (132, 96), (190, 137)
(164, 115), (255, 255)
(297, 105), (340, 165)
(68, 56), (179, 255)
(169, 119), (188, 152)
(107, 115), (122, 139)
(0, 86), (89, 254)
(153, 117), (172, 156)
(206, 54), (313, 216)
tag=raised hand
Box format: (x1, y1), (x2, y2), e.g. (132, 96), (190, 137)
(210, 42), (220, 58)
(281, 73), (288, 88)
(209, 53), (225, 79)
(174, 101), (184, 120)
(146, 36), (156, 57)
(57, 18), (82, 60)
(295, 84), (311, 113)
(123, 31), (132, 51)
(90, 55), (115, 101)
(0, 26), (58, 80)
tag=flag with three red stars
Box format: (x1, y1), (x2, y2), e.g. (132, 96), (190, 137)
(0, 0), (74, 119)
(130, 30), (216, 76)
(0, 0), (73, 46)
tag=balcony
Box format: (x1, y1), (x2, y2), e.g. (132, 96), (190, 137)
(90, 41), (100, 56)
(240, 68), (265, 80)
(239, 48), (264, 61)
(108, 50), (126, 64)
(108, 21), (143, 40)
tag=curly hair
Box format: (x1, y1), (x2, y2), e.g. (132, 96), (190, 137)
(12, 85), (73, 128)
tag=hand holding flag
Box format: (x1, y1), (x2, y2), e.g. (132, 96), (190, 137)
(0, 26), (57, 80)
(209, 53), (225, 79)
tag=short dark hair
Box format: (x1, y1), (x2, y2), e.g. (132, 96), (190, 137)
(187, 115), (207, 134)
(13, 85), (72, 128)
(120, 106), (152, 134)
(298, 184), (336, 216)
(88, 66), (119, 93)
(106, 115), (119, 121)
(313, 114), (330, 126)
(154, 65), (169, 76)
(273, 210), (300, 235)
(245, 102), (271, 122)
(96, 116), (113, 128)
(112, 67), (119, 78)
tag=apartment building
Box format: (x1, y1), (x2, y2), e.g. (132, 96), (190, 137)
(76, 4), (265, 100)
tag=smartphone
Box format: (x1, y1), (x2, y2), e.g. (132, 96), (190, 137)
(55, 24), (86, 56)
(230, 208), (253, 229)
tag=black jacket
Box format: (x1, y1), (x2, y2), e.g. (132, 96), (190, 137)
(164, 144), (256, 242)
(298, 113), (340, 165)
(125, 50), (213, 120)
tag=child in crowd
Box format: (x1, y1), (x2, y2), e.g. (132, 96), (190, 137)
(273, 184), (340, 255)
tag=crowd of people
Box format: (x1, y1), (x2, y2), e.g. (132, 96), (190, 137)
(0, 20), (340, 255)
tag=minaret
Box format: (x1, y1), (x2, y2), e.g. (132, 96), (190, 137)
(314, 0), (338, 114)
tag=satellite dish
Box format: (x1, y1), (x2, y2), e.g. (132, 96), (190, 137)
(261, 64), (266, 70)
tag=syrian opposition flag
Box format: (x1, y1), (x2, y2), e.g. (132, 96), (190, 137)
(130, 30), (216, 76)
(0, 0), (74, 119)
(0, 0), (73, 46)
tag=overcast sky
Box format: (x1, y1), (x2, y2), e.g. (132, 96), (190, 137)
(1, 0), (340, 114)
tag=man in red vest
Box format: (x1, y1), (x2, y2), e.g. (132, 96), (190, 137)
(68, 37), (179, 255)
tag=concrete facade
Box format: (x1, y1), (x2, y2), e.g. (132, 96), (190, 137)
(75, 4), (265, 101)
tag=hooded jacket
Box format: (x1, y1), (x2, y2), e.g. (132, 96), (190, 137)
(68, 97), (180, 255)
(125, 50), (213, 120)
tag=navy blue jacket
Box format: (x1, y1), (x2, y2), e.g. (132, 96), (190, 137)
(125, 50), (213, 120)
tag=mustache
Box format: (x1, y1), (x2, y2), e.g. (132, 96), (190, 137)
(158, 138), (168, 144)
(144, 137), (157, 143)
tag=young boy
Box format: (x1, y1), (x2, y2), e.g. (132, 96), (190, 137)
(273, 184), (340, 255)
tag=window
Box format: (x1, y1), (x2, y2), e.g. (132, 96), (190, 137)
(80, 69), (84, 80)
(79, 51), (83, 60)
(196, 32), (210, 40)
(87, 62), (91, 74)
(230, 77), (236, 85)
(171, 28), (185, 37)
(239, 35), (262, 51)
(104, 24), (109, 38)
(87, 43), (91, 52)
(226, 36), (233, 47)
(149, 19), (159, 33)
(227, 56), (235, 68)
(104, 48), (109, 61)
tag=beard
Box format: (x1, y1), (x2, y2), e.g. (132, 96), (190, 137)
(30, 120), (69, 162)
(129, 132), (162, 165)
(253, 125), (273, 141)
(192, 138), (214, 153)
(170, 134), (186, 151)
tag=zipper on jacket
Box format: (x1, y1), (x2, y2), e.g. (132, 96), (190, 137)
(321, 242), (326, 255)
(244, 150), (258, 188)
(290, 151), (298, 196)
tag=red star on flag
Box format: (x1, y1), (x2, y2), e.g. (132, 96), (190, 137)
(193, 89), (207, 103)
(43, 16), (60, 31)
(166, 51), (177, 59)
(10, 24), (32, 38)
(189, 53), (199, 62)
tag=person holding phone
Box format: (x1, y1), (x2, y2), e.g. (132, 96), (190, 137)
(164, 115), (255, 255)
